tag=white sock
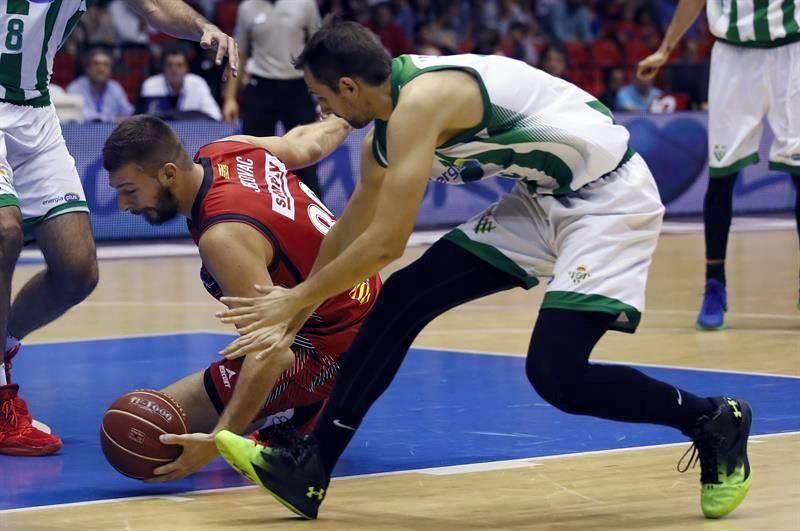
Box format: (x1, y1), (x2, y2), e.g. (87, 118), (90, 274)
(4, 335), (19, 354)
(0, 335), (19, 386)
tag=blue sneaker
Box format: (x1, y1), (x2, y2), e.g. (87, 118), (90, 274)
(697, 279), (727, 330)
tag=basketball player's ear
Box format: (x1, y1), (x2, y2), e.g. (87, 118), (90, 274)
(339, 77), (358, 97)
(158, 162), (179, 187)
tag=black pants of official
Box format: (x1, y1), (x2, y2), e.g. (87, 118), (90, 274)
(242, 76), (321, 197)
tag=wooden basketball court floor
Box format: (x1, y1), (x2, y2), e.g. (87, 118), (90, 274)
(1, 226), (798, 530)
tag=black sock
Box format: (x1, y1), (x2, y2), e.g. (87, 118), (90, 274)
(314, 239), (522, 476)
(703, 173), (737, 283)
(706, 262), (725, 285)
(526, 309), (715, 436)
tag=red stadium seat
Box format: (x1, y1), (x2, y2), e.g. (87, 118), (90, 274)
(564, 40), (588, 67)
(51, 50), (77, 88)
(215, 0), (240, 37)
(589, 39), (622, 67)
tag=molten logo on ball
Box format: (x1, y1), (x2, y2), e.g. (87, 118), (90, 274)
(128, 427), (146, 444)
(129, 396), (174, 423)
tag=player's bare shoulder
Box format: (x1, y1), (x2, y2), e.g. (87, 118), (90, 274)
(397, 70), (484, 139)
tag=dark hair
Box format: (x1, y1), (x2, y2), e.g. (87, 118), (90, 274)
(161, 42), (191, 66)
(103, 115), (191, 173)
(293, 13), (392, 92)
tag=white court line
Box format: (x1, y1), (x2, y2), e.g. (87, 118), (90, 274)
(420, 327), (800, 336)
(2, 430), (797, 515)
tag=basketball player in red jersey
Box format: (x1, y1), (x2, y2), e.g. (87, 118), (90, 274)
(101, 114), (381, 481)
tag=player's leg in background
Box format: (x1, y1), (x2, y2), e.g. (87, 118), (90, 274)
(7, 212), (98, 341)
(700, 43), (768, 330)
(0, 132), (23, 389)
(763, 40), (800, 305)
(241, 75), (278, 142)
(280, 78), (322, 198)
(0, 118), (62, 456)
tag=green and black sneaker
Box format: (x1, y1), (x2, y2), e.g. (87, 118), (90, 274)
(215, 430), (330, 520)
(678, 396), (753, 519)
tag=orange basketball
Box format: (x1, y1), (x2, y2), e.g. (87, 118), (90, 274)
(100, 389), (189, 480)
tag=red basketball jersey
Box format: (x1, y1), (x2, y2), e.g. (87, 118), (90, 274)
(190, 140), (381, 353)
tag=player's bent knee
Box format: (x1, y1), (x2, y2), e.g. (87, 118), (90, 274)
(0, 210), (23, 263)
(525, 352), (586, 415)
(49, 254), (99, 304)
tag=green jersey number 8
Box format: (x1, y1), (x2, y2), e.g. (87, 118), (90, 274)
(5, 18), (24, 52)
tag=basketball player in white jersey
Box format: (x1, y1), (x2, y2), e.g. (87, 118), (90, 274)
(0, 0), (237, 456)
(212, 17), (753, 521)
(639, 0), (800, 329)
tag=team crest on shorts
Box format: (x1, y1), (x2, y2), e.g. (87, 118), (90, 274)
(713, 145), (727, 162)
(569, 266), (591, 285)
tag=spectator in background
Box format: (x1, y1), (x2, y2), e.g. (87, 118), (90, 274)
(394, 0), (417, 40)
(599, 65), (625, 111)
(430, 1), (464, 54)
(223, 0), (322, 196)
(108, 0), (150, 44)
(538, 43), (570, 81)
(615, 76), (663, 113)
(67, 49), (133, 122)
(140, 44), (222, 120)
(550, 0), (594, 44)
(472, 26), (503, 56)
(414, 22), (442, 55)
(496, 0), (533, 37)
(72, 0), (117, 48)
(501, 22), (539, 65)
(667, 38), (708, 110)
(369, 2), (409, 57)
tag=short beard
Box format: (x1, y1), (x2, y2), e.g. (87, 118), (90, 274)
(142, 186), (179, 225)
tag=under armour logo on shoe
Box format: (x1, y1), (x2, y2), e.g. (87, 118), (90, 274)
(726, 398), (742, 419)
(306, 486), (326, 500)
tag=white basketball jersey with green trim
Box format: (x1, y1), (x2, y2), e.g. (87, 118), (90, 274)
(0, 0), (88, 106)
(372, 54), (632, 195)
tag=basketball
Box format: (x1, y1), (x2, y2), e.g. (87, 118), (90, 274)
(100, 389), (189, 480)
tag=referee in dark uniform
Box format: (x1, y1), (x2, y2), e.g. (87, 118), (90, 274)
(223, 0), (322, 196)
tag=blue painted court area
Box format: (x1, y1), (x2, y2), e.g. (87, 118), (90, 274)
(2, 333), (799, 511)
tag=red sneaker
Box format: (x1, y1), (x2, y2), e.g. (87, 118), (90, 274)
(0, 384), (63, 456)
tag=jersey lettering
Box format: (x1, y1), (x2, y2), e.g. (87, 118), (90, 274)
(235, 156), (261, 193)
(266, 154), (295, 221)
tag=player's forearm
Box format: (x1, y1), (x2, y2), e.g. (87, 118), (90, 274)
(128, 0), (215, 40)
(657, 0), (706, 54)
(284, 116), (352, 166)
(212, 352), (291, 435)
(297, 226), (402, 308)
(224, 52), (245, 101)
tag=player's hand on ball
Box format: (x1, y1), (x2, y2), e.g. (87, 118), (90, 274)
(217, 285), (300, 331)
(636, 49), (668, 81)
(147, 433), (218, 483)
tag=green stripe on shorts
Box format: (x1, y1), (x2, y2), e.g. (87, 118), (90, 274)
(444, 229), (539, 289)
(542, 291), (641, 333)
(0, 194), (20, 208)
(22, 200), (89, 239)
(768, 161), (800, 175)
(709, 153), (760, 177)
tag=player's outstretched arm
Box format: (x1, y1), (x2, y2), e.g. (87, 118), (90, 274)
(226, 115), (352, 171)
(152, 222), (291, 481)
(638, 0), (706, 80)
(198, 223), (294, 434)
(124, 0), (238, 76)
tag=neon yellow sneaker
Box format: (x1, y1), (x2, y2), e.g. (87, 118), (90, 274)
(679, 397), (753, 518)
(215, 430), (328, 520)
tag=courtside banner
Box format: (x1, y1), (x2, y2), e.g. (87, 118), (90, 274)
(63, 113), (794, 241)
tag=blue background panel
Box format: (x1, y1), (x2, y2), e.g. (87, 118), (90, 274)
(2, 333), (798, 510)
